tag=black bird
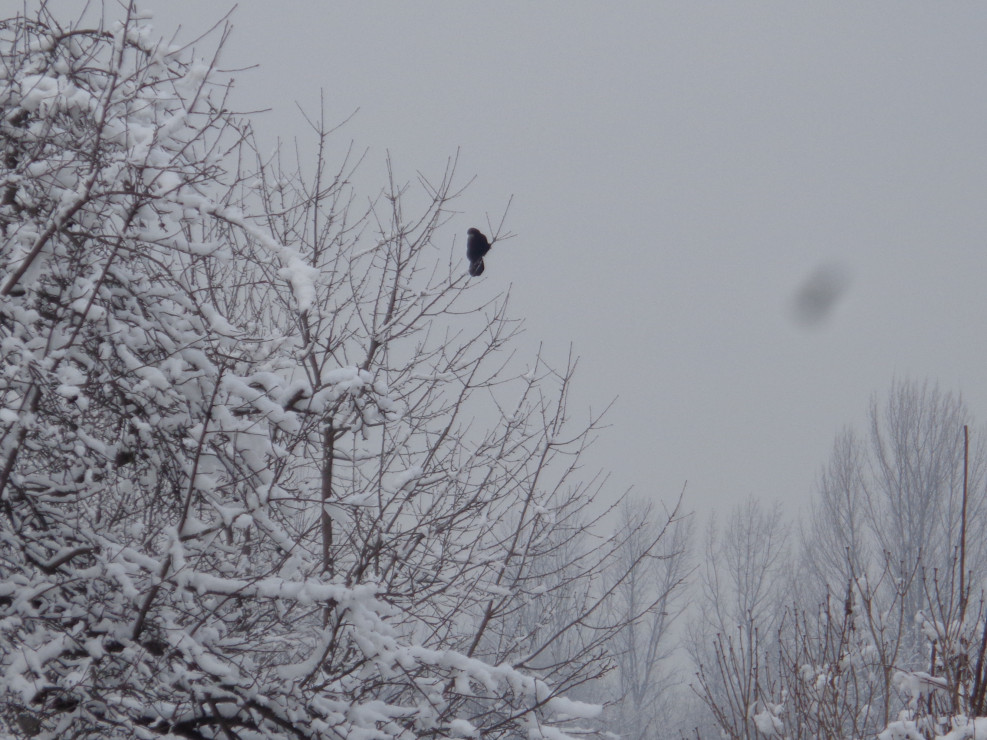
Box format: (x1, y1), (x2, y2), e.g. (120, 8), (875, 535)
(466, 227), (491, 276)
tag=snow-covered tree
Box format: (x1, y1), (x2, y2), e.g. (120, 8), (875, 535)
(0, 5), (673, 737)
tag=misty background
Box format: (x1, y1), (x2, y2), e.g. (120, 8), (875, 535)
(47, 0), (987, 516)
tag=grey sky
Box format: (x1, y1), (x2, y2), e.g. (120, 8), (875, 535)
(38, 2), (987, 516)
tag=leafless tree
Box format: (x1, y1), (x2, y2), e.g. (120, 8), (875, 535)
(799, 427), (871, 596)
(867, 381), (987, 597)
(802, 381), (987, 668)
(602, 496), (693, 740)
(689, 498), (791, 739)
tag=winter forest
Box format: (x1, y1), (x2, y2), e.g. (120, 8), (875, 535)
(1, 4), (986, 739)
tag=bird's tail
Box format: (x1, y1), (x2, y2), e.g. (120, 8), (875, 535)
(469, 258), (485, 277)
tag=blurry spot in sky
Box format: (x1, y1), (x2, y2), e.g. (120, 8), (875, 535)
(791, 263), (851, 328)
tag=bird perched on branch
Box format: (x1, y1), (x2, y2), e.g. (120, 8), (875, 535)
(466, 227), (491, 276)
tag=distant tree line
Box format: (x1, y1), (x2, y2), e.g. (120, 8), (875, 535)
(688, 380), (987, 740)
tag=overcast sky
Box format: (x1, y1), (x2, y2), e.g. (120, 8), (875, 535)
(35, 2), (987, 518)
